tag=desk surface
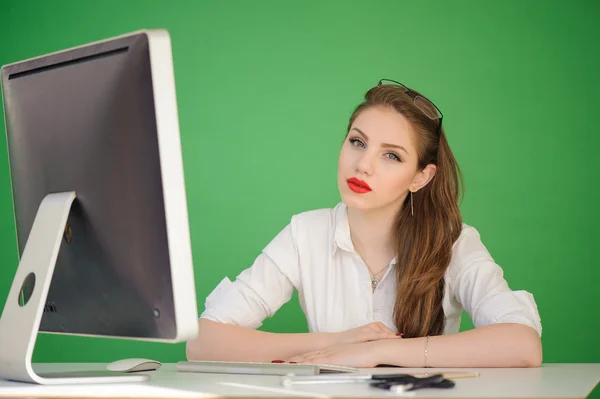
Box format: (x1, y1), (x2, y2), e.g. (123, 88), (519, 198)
(0, 363), (598, 399)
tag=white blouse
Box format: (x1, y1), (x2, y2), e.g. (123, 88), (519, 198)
(200, 202), (542, 336)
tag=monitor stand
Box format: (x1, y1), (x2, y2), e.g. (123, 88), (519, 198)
(0, 192), (148, 384)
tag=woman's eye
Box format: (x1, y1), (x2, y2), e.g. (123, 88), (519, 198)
(349, 138), (365, 148)
(386, 153), (402, 162)
(348, 138), (401, 162)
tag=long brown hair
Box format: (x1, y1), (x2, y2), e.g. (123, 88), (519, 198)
(347, 84), (464, 338)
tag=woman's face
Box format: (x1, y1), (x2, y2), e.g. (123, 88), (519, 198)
(337, 106), (434, 214)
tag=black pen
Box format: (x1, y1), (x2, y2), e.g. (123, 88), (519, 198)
(371, 374), (455, 393)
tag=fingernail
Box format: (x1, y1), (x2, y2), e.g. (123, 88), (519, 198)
(271, 360), (285, 363)
(289, 361), (297, 364)
(397, 333), (404, 337)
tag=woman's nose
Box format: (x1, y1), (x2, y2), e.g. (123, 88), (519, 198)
(356, 153), (375, 176)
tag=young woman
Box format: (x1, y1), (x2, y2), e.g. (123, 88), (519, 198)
(185, 80), (542, 368)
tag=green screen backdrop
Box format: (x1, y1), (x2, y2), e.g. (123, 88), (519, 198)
(0, 0), (598, 386)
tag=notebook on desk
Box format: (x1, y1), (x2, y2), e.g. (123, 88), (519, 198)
(177, 360), (359, 376)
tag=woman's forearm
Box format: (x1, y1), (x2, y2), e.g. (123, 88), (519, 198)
(374, 323), (542, 368)
(186, 319), (337, 362)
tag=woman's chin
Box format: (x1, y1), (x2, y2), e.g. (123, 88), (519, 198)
(340, 193), (375, 211)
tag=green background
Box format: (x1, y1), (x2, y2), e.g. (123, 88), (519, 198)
(0, 0), (598, 394)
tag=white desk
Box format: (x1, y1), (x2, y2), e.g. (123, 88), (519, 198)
(0, 363), (598, 398)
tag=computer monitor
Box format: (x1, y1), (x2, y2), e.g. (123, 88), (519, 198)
(0, 30), (199, 384)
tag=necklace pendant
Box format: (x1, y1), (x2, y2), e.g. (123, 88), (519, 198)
(371, 279), (378, 288)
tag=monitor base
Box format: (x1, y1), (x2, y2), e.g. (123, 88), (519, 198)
(0, 192), (147, 384)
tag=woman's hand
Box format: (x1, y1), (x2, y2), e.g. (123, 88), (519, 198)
(287, 340), (388, 368)
(283, 323), (400, 367)
(334, 322), (401, 346)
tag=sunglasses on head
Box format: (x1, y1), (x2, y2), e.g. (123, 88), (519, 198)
(377, 79), (443, 137)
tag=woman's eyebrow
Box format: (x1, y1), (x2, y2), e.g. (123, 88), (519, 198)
(351, 127), (408, 155)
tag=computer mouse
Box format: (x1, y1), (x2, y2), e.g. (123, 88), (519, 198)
(106, 358), (162, 373)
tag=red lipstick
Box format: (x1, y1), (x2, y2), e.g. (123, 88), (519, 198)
(347, 177), (372, 194)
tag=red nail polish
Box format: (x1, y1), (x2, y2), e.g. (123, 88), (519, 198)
(271, 360), (285, 363)
(397, 333), (404, 337)
(289, 361), (297, 364)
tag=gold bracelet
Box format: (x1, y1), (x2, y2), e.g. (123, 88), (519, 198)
(424, 336), (429, 367)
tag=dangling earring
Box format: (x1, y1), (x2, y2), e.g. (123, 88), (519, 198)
(410, 190), (414, 217)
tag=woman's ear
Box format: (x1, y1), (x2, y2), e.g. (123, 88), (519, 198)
(411, 164), (437, 192)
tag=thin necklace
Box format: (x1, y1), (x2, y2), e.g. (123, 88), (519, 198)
(370, 265), (389, 288)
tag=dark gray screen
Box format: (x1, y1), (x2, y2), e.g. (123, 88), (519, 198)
(1, 33), (176, 339)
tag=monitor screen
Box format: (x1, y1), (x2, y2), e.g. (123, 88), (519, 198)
(0, 30), (199, 342)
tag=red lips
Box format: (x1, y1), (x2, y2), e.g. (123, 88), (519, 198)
(347, 177), (372, 194)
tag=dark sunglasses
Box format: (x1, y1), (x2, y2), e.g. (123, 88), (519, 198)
(377, 79), (443, 136)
